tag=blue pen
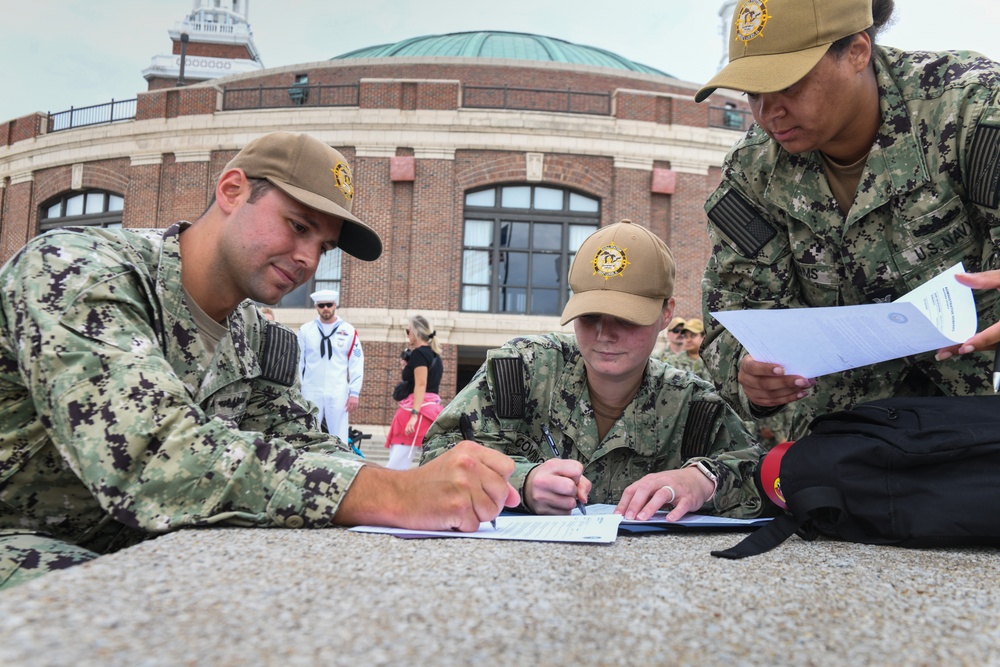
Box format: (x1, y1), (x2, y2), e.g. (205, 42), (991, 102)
(540, 423), (587, 515)
(460, 414), (498, 529)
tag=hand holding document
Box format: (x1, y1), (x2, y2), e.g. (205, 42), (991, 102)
(711, 263), (977, 378)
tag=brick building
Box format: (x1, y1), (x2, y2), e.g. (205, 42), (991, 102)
(0, 26), (749, 427)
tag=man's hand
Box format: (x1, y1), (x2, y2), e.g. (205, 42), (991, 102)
(345, 396), (360, 413)
(523, 459), (592, 514)
(615, 467), (715, 522)
(738, 354), (815, 407)
(334, 441), (519, 531)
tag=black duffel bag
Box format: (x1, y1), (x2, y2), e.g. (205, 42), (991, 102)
(713, 396), (1000, 559)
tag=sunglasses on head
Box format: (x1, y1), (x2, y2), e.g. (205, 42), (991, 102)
(317, 302), (335, 308)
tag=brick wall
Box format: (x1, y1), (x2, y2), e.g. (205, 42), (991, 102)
(0, 180), (32, 259)
(2, 114), (43, 147)
(0, 56), (737, 427)
(172, 40), (254, 61)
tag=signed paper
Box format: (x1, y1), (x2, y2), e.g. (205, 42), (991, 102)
(711, 263), (977, 378)
(350, 513), (622, 543)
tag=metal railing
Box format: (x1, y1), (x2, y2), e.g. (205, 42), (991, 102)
(42, 88), (752, 133)
(708, 105), (754, 131)
(48, 98), (137, 132)
(463, 84), (612, 115)
(221, 83), (361, 111)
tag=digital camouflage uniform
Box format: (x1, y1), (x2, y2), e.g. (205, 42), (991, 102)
(659, 350), (711, 383)
(0, 224), (365, 588)
(421, 334), (767, 518)
(703, 47), (1000, 439)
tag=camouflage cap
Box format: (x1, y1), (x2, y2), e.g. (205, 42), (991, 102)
(695, 0), (874, 103)
(224, 132), (383, 261)
(560, 220), (674, 327)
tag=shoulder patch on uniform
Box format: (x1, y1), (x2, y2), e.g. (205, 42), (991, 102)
(259, 322), (298, 387)
(491, 356), (526, 419)
(707, 190), (777, 257)
(681, 399), (724, 460)
(968, 124), (1000, 209)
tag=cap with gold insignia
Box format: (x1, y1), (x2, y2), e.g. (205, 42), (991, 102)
(560, 219), (675, 327)
(224, 132), (382, 261)
(682, 318), (705, 334)
(695, 0), (874, 103)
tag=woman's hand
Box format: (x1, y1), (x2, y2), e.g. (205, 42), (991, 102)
(738, 354), (815, 407)
(523, 459), (591, 514)
(615, 467), (716, 522)
(404, 412), (419, 435)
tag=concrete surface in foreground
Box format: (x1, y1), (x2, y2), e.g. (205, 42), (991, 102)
(1, 520), (998, 666)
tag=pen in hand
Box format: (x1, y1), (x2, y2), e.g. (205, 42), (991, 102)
(993, 345), (1000, 393)
(540, 423), (587, 515)
(459, 414), (498, 530)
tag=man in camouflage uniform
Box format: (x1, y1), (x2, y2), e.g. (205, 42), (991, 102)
(422, 220), (768, 522)
(0, 132), (518, 589)
(655, 316), (686, 362)
(667, 318), (711, 382)
(696, 0), (1000, 439)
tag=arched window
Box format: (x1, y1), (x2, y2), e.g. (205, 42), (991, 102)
(275, 247), (342, 308)
(462, 185), (599, 315)
(39, 190), (124, 234)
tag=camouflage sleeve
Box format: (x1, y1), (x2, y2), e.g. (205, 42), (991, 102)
(681, 388), (767, 519)
(961, 69), (1000, 231)
(701, 176), (806, 418)
(421, 346), (541, 503)
(8, 236), (363, 533)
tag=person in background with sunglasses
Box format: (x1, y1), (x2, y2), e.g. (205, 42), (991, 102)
(656, 316), (686, 361)
(298, 289), (364, 442)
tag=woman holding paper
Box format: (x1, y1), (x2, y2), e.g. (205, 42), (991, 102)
(694, 0), (1000, 439)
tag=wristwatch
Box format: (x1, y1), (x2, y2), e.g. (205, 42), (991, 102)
(410, 408), (419, 415)
(685, 460), (719, 485)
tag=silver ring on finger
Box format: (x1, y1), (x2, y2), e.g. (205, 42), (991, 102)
(661, 485), (676, 504)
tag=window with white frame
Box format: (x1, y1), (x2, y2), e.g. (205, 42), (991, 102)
(462, 185), (599, 315)
(39, 190), (124, 233)
(275, 247), (342, 308)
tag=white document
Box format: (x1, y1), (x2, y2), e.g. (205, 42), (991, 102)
(711, 263), (977, 378)
(578, 504), (772, 528)
(349, 513), (622, 543)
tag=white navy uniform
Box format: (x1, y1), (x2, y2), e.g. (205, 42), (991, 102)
(298, 316), (364, 441)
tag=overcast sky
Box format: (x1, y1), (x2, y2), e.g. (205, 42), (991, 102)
(2, 0), (998, 122)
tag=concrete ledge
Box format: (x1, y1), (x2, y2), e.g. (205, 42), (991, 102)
(1, 523), (997, 665)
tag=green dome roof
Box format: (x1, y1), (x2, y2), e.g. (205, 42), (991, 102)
(332, 30), (671, 77)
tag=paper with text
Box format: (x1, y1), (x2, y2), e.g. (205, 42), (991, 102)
(711, 263), (976, 378)
(578, 504), (772, 527)
(350, 513), (622, 543)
